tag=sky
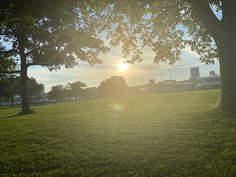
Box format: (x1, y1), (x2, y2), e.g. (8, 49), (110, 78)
(28, 46), (220, 92)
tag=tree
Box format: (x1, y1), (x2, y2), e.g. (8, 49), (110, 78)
(88, 0), (235, 113)
(48, 85), (67, 101)
(0, 74), (20, 105)
(67, 81), (87, 100)
(84, 87), (98, 99)
(28, 78), (44, 96)
(0, 75), (44, 105)
(98, 76), (127, 97)
(0, 0), (107, 114)
(27, 77), (45, 102)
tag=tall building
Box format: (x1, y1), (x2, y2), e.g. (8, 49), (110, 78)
(190, 67), (200, 79)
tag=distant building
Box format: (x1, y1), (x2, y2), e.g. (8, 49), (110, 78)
(139, 79), (158, 94)
(149, 79), (156, 86)
(158, 80), (177, 92)
(130, 68), (221, 96)
(190, 67), (200, 79)
(176, 80), (193, 91)
(197, 76), (221, 89)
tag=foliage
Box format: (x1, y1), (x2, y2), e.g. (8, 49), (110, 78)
(0, 0), (108, 71)
(0, 74), (20, 102)
(48, 85), (67, 101)
(90, 0), (220, 64)
(27, 77), (44, 97)
(0, 0), (223, 72)
(0, 0), (221, 70)
(98, 76), (127, 97)
(0, 74), (44, 103)
(48, 81), (87, 101)
(67, 81), (87, 99)
(48, 77), (127, 101)
(0, 0), (109, 113)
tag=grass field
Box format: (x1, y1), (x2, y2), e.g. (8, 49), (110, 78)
(0, 89), (235, 177)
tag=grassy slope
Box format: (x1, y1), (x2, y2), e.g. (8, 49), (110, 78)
(0, 89), (235, 177)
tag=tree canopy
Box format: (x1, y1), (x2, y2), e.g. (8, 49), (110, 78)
(0, 0), (108, 113)
(87, 0), (220, 65)
(98, 76), (127, 97)
(48, 85), (67, 101)
(67, 81), (87, 99)
(48, 81), (87, 101)
(0, 0), (108, 72)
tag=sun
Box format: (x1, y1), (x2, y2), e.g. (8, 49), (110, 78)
(118, 63), (129, 72)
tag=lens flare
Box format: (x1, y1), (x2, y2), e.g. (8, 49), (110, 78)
(111, 103), (124, 117)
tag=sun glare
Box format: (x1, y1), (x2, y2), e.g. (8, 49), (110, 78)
(118, 63), (129, 72)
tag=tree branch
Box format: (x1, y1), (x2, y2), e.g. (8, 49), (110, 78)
(27, 62), (43, 67)
(0, 49), (18, 55)
(0, 32), (13, 35)
(25, 45), (42, 56)
(25, 49), (37, 56)
(27, 63), (37, 67)
(0, 70), (21, 74)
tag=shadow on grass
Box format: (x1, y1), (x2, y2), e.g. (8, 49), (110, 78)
(0, 105), (21, 110)
(0, 110), (35, 120)
(200, 108), (236, 120)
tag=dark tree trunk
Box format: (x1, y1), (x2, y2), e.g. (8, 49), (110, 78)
(20, 62), (30, 114)
(216, 1), (236, 114)
(17, 33), (31, 114)
(218, 45), (236, 114)
(19, 50), (31, 114)
(11, 95), (14, 105)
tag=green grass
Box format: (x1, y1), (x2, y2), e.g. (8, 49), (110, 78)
(0, 89), (235, 177)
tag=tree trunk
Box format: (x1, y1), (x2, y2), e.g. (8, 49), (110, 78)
(17, 33), (31, 114)
(216, 1), (236, 114)
(11, 95), (14, 105)
(20, 54), (31, 114)
(219, 47), (236, 114)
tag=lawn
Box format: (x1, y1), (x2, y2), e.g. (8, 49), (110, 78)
(0, 89), (235, 177)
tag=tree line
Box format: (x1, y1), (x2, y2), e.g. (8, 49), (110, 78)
(0, 75), (128, 104)
(0, 74), (44, 105)
(48, 81), (87, 101)
(48, 76), (128, 101)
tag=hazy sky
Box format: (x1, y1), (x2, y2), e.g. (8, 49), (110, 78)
(28, 46), (220, 92)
